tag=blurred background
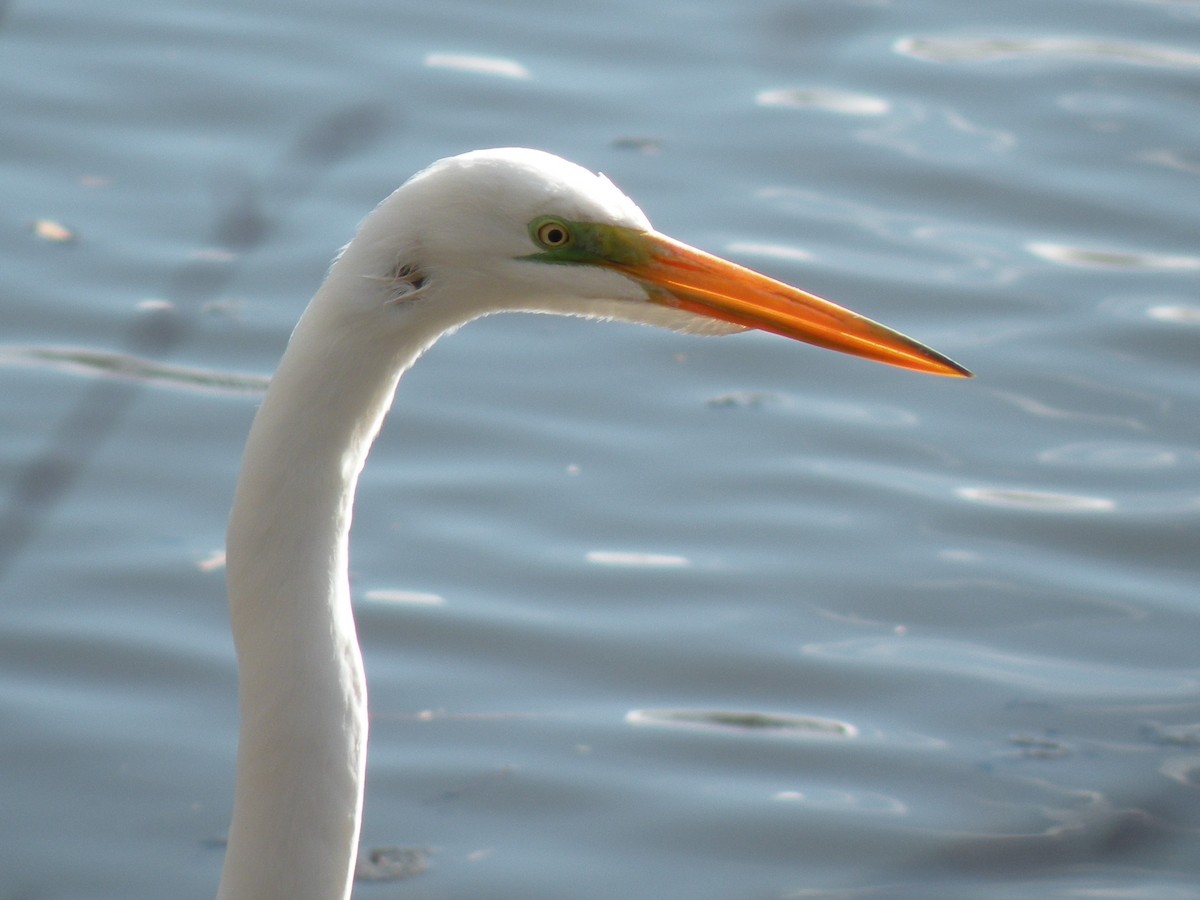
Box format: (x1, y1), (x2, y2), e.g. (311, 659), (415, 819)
(2, 0), (1198, 897)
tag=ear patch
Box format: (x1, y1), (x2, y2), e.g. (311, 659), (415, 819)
(369, 260), (429, 304)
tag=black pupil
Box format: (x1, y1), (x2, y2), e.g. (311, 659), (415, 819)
(545, 226), (564, 244)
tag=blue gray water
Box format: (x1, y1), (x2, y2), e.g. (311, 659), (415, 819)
(2, 1), (1198, 897)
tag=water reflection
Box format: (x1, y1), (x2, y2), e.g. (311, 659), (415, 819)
(0, 343), (269, 395)
(802, 636), (1199, 697)
(625, 707), (857, 738)
(988, 387), (1150, 432)
(31, 218), (76, 242)
(706, 392), (921, 426)
(854, 101), (1016, 161)
(1146, 303), (1200, 323)
(956, 486), (1115, 513)
(894, 35), (1200, 69)
(1136, 148), (1200, 175)
(422, 52), (531, 80)
(1037, 441), (1200, 470)
(724, 240), (812, 263)
(1159, 755), (1200, 788)
(756, 187), (1022, 285)
(585, 550), (690, 568)
(755, 86), (889, 116)
(773, 787), (909, 816)
(363, 589), (447, 606)
(1027, 241), (1200, 271)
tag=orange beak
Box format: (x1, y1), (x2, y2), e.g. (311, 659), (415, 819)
(616, 231), (971, 378)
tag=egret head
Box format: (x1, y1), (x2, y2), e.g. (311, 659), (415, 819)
(332, 148), (969, 377)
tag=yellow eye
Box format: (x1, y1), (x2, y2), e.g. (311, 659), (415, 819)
(535, 219), (571, 248)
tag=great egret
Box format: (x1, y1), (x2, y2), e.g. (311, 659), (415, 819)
(216, 147), (969, 899)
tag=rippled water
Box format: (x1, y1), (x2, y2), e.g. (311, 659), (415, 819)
(3, 1), (1199, 897)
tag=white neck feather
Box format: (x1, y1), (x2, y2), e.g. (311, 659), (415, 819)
(217, 268), (441, 899)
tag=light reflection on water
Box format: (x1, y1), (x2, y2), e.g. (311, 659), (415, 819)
(802, 635), (1199, 698)
(894, 34), (1200, 69)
